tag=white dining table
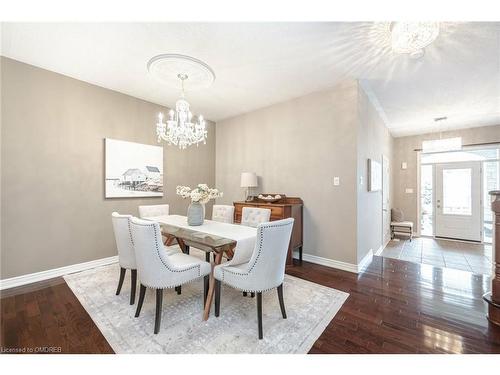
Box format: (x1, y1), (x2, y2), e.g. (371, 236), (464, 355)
(146, 214), (258, 265)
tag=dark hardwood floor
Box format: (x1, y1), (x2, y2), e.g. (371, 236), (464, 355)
(1, 256), (500, 354)
(0, 277), (114, 353)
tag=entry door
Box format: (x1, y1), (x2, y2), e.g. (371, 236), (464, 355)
(435, 161), (481, 241)
(382, 155), (391, 245)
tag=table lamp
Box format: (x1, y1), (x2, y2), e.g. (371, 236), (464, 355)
(240, 172), (258, 201)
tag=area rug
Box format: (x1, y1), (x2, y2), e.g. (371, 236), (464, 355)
(64, 259), (348, 354)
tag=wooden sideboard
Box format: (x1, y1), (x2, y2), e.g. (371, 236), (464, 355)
(233, 197), (303, 266)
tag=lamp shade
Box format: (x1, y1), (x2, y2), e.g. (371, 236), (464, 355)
(240, 172), (258, 188)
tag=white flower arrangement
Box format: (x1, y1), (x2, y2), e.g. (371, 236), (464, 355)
(176, 184), (223, 204)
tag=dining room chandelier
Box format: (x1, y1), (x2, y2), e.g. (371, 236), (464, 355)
(148, 54), (215, 150)
(390, 22), (440, 59)
(156, 73), (207, 149)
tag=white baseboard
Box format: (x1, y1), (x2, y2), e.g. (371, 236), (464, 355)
(300, 250), (375, 274)
(301, 253), (359, 273)
(0, 255), (118, 290)
(357, 249), (374, 272)
(375, 243), (386, 256)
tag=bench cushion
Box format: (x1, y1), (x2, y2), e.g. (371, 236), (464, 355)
(391, 221), (413, 228)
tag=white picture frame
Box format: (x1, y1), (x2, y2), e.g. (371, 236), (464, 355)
(105, 138), (163, 198)
(368, 158), (382, 192)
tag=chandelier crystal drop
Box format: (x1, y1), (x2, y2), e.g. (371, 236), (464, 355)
(390, 22), (439, 58)
(156, 74), (207, 149)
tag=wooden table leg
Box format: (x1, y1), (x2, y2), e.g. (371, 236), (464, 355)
(203, 250), (224, 321)
(165, 235), (177, 246)
(176, 238), (190, 254)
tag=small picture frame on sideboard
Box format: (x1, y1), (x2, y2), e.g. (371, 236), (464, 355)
(368, 158), (382, 192)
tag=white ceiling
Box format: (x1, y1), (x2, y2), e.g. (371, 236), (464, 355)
(1, 22), (499, 137)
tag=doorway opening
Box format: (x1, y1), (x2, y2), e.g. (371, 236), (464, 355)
(382, 144), (498, 276)
(413, 144), (499, 275)
(419, 145), (500, 243)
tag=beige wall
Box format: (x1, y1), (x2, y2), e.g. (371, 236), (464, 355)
(1, 57), (216, 279)
(393, 125), (500, 230)
(356, 86), (394, 262)
(216, 81), (360, 264)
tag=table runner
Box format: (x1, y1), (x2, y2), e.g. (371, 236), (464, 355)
(147, 215), (257, 265)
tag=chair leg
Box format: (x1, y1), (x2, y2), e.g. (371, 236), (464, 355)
(205, 252), (211, 262)
(154, 289), (163, 334)
(130, 269), (137, 305)
(277, 284), (287, 319)
(116, 267), (126, 295)
(203, 275), (209, 306)
(176, 286), (182, 295)
(299, 246), (303, 262)
(256, 292), (263, 339)
(135, 284), (146, 317)
(215, 279), (221, 317)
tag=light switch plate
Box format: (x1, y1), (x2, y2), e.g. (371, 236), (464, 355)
(333, 177), (340, 186)
(401, 162), (407, 169)
(405, 188), (413, 194)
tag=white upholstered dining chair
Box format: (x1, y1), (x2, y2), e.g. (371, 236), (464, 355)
(138, 204), (180, 248)
(212, 204), (235, 224)
(138, 204), (169, 218)
(111, 212), (138, 305)
(240, 207), (271, 228)
(213, 218), (294, 339)
(129, 217), (211, 334)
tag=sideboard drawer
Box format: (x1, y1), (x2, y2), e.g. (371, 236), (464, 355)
(234, 204), (283, 219)
(268, 205), (284, 217)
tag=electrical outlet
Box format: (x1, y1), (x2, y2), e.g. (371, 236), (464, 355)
(333, 177), (340, 186)
(405, 188), (413, 194)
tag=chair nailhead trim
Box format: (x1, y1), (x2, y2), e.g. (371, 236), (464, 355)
(132, 221), (201, 277)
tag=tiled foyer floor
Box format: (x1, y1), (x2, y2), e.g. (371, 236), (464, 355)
(380, 237), (493, 275)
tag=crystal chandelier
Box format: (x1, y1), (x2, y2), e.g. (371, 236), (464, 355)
(156, 74), (207, 149)
(390, 22), (439, 58)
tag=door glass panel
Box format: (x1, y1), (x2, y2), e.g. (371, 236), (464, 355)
(442, 168), (472, 215)
(420, 164), (433, 235)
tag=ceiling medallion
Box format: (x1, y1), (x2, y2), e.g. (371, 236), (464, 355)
(389, 22), (440, 59)
(147, 54), (215, 149)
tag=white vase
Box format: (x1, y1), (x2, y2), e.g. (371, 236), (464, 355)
(187, 201), (204, 226)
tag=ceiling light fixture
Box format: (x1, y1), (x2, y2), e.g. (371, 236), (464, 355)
(148, 54), (215, 149)
(390, 22), (439, 59)
(422, 115), (461, 153)
(422, 137), (462, 153)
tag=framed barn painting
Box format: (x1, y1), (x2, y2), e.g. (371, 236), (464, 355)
(105, 138), (163, 198)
